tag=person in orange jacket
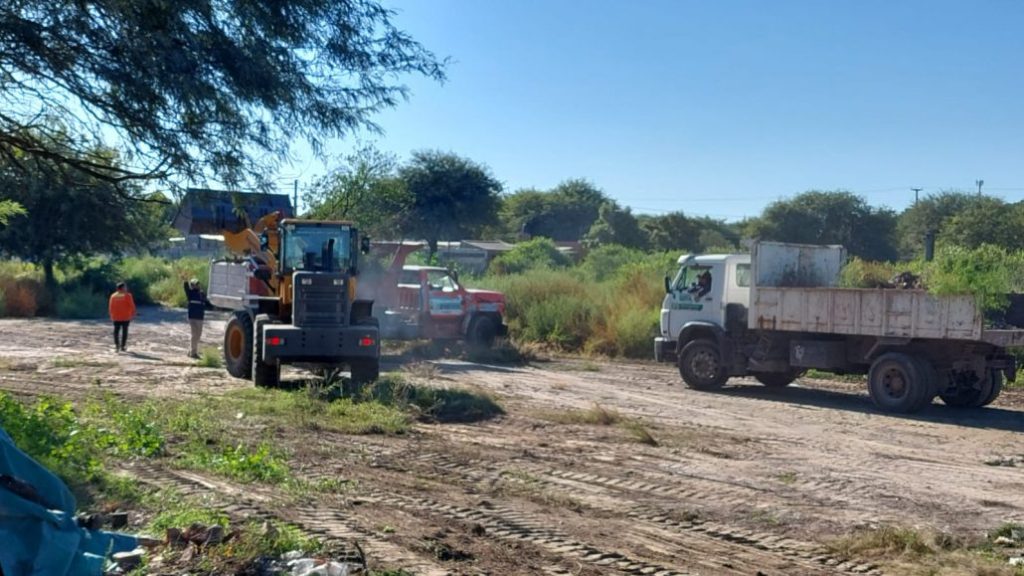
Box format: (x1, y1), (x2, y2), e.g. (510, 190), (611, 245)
(108, 282), (136, 352)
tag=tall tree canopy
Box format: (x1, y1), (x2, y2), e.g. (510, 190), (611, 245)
(584, 202), (649, 250)
(897, 191), (1024, 256)
(638, 212), (740, 253)
(0, 0), (445, 188)
(303, 144), (411, 239)
(399, 150), (503, 258)
(0, 140), (167, 286)
(500, 179), (608, 241)
(745, 191), (898, 261)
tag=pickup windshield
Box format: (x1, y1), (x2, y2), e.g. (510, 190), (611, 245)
(281, 224), (352, 272)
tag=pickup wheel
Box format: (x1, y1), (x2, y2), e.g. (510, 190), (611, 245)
(468, 315), (498, 348)
(754, 370), (803, 388)
(977, 370), (1003, 407)
(223, 312), (253, 379)
(868, 352), (928, 413)
(252, 316), (280, 388)
(678, 339), (728, 390)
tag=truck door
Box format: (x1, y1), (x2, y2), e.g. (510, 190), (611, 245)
(666, 263), (724, 337)
(424, 269), (464, 338)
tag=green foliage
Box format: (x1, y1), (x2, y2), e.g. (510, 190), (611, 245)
(225, 388), (411, 435)
(838, 257), (902, 288)
(0, 1), (445, 187)
(148, 506), (230, 533)
(585, 201), (649, 250)
(82, 395), (166, 457)
(0, 393), (103, 485)
(745, 190), (898, 261)
(55, 285), (107, 319)
(181, 442), (290, 484)
(489, 238), (572, 275)
(0, 135), (168, 287)
(923, 244), (1024, 312)
(304, 144), (412, 237)
(578, 244), (645, 282)
(399, 150), (503, 257)
(500, 179), (609, 242)
(0, 199), (25, 224)
(362, 375), (504, 423)
(639, 211), (740, 253)
(197, 348), (223, 368)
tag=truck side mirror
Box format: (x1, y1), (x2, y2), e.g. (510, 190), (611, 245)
(360, 236), (371, 255)
(664, 275), (671, 294)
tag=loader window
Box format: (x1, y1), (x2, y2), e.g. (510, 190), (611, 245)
(281, 225), (352, 273)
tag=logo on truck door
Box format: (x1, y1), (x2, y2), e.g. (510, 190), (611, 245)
(429, 295), (463, 315)
(672, 302), (704, 311)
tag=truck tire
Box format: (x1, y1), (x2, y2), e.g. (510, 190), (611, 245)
(867, 352), (928, 413)
(252, 316), (280, 388)
(350, 358), (380, 386)
(754, 370), (803, 388)
(678, 339), (728, 390)
(910, 357), (937, 411)
(223, 312), (253, 379)
(468, 315), (498, 348)
(970, 370), (1003, 407)
(939, 369), (1001, 408)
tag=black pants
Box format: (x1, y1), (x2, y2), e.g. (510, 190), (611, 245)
(113, 321), (130, 350)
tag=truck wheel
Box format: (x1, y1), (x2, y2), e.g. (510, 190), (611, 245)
(910, 357), (937, 411)
(678, 339), (728, 390)
(468, 315), (498, 348)
(754, 370), (802, 388)
(974, 370), (1003, 407)
(223, 312), (253, 379)
(252, 317), (280, 388)
(350, 359), (380, 386)
(867, 353), (928, 413)
(939, 369), (999, 407)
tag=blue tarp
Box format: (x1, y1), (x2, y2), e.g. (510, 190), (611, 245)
(0, 427), (138, 575)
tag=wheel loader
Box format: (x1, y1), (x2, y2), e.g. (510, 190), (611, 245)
(206, 211), (380, 387)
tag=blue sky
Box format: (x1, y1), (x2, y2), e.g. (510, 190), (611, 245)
(282, 0), (1024, 221)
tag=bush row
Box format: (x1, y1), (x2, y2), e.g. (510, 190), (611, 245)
(0, 256), (210, 319)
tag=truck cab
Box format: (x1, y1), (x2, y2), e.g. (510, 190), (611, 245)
(655, 253), (751, 363)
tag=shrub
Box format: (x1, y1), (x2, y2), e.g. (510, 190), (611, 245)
(839, 257), (901, 288)
(579, 244), (645, 282)
(55, 285), (107, 319)
(489, 238), (571, 275)
(1, 277), (44, 317)
(148, 257), (210, 307)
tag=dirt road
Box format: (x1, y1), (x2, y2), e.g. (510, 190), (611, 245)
(1, 309), (1022, 575)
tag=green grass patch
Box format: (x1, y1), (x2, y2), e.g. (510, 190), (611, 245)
(225, 387), (412, 435)
(197, 347), (223, 368)
(362, 375), (504, 423)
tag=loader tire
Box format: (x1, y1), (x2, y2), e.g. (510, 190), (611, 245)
(223, 312), (253, 379)
(252, 316), (280, 388)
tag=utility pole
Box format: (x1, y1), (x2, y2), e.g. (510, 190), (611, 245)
(911, 187), (923, 205)
(975, 179), (984, 196)
(293, 179), (299, 217)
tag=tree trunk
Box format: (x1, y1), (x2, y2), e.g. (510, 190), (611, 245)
(42, 259), (56, 290)
(427, 238), (438, 263)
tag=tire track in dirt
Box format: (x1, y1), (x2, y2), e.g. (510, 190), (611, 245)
(123, 462), (454, 576)
(355, 448), (881, 575)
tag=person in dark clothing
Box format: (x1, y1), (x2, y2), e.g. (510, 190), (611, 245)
(184, 278), (212, 358)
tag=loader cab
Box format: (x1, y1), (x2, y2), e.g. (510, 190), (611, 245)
(660, 253), (751, 341)
(279, 220), (359, 275)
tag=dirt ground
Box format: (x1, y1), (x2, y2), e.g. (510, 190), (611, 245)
(1, 307), (1023, 575)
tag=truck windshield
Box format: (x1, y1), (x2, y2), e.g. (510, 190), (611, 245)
(673, 265), (713, 301)
(426, 270), (459, 292)
(282, 225), (352, 272)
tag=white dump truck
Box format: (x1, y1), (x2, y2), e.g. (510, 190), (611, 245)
(654, 241), (1024, 413)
